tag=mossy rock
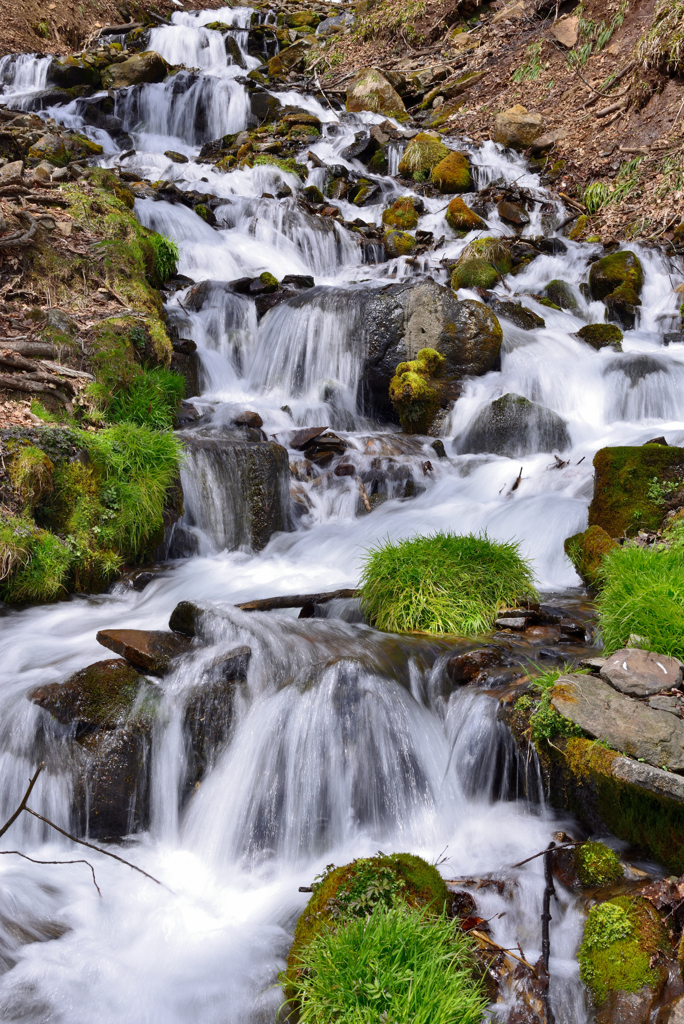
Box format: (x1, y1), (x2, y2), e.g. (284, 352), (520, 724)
(445, 196), (486, 233)
(382, 196), (420, 231)
(26, 134), (69, 168)
(348, 178), (378, 206)
(205, 20), (232, 30)
(578, 895), (669, 1007)
(252, 154), (306, 178)
(577, 323), (623, 352)
(589, 251), (644, 303)
(398, 133), (450, 180)
(8, 445), (54, 509)
(431, 151), (472, 194)
(259, 271), (279, 292)
(588, 445), (684, 537)
(457, 392), (570, 458)
(564, 525), (617, 587)
(101, 50), (171, 90)
(384, 229), (417, 258)
(285, 10), (320, 27)
(460, 236), (513, 275)
(286, 852), (450, 992)
(29, 658), (147, 730)
(346, 68), (407, 122)
(575, 840), (623, 887)
(389, 347), (445, 433)
(302, 184), (325, 204)
(544, 279), (578, 311)
(48, 55), (102, 89)
(451, 257), (499, 290)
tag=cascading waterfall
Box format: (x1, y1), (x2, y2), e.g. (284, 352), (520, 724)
(0, 8), (682, 1022)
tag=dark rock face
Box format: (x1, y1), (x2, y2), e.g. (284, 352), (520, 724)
(96, 629), (193, 675)
(178, 436), (292, 552)
(486, 298), (545, 330)
(29, 659), (159, 840)
(456, 393), (570, 457)
(360, 282), (503, 418)
(169, 601), (202, 637)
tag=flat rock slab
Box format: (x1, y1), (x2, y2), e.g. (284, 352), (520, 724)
(601, 647), (683, 696)
(551, 674), (684, 771)
(96, 629), (192, 675)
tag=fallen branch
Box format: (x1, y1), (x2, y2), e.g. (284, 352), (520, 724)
(0, 341), (54, 358)
(0, 764), (44, 840)
(0, 374), (73, 412)
(469, 930), (537, 973)
(595, 95), (629, 118)
(99, 20), (144, 35)
(237, 588), (359, 612)
(0, 850), (101, 896)
(0, 211), (38, 249)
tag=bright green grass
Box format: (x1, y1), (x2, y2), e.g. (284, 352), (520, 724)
(360, 531), (538, 635)
(596, 544), (684, 659)
(285, 905), (487, 1024)
(107, 368), (185, 430)
(0, 518), (71, 604)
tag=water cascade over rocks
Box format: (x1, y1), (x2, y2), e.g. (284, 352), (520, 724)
(1, 8), (684, 1022)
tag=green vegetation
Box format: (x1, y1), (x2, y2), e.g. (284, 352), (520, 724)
(148, 233), (179, 285)
(389, 347), (444, 433)
(512, 41), (544, 83)
(576, 841), (623, 886)
(521, 667), (586, 746)
(284, 905), (487, 1024)
(568, 1), (629, 68)
(578, 895), (667, 1005)
(564, 525), (617, 588)
(583, 182), (610, 214)
(637, 0), (684, 73)
(95, 367), (185, 430)
(588, 444), (684, 537)
(596, 544), (684, 659)
(584, 159), (643, 214)
(1, 425), (182, 603)
(398, 133), (450, 180)
(360, 531), (538, 635)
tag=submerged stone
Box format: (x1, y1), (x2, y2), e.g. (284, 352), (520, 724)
(457, 393), (570, 458)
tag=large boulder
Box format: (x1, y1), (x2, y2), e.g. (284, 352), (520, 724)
(456, 393), (570, 457)
(431, 151), (472, 193)
(47, 56), (102, 89)
(493, 104), (544, 149)
(346, 68), (407, 121)
(589, 250), (644, 329)
(398, 133), (449, 180)
(551, 673), (684, 770)
(101, 51), (171, 90)
(588, 445), (684, 537)
(361, 283), (503, 418)
(445, 197), (486, 233)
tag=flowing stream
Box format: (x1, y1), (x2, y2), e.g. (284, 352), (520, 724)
(0, 10), (683, 1022)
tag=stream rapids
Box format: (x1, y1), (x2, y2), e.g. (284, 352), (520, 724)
(1, 8), (683, 1022)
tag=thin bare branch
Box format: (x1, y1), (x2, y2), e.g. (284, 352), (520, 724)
(0, 764), (44, 840)
(0, 850), (101, 896)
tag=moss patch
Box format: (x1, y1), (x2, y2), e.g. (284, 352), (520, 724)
(452, 258), (499, 290)
(382, 196), (420, 230)
(589, 444), (684, 537)
(384, 228), (417, 257)
(398, 133), (450, 179)
(577, 323), (624, 351)
(564, 525), (618, 587)
(389, 347), (444, 433)
(431, 151), (472, 194)
(575, 841), (623, 887)
(578, 895), (668, 1006)
(445, 197), (486, 233)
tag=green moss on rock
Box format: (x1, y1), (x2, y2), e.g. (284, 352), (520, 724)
(384, 228), (417, 258)
(389, 347), (445, 432)
(431, 150), (472, 193)
(8, 445), (54, 509)
(445, 196), (486, 233)
(589, 251), (644, 302)
(451, 258), (499, 290)
(577, 323), (624, 351)
(382, 196), (420, 230)
(578, 895), (668, 1007)
(398, 133), (450, 179)
(589, 444), (684, 537)
(564, 525), (618, 587)
(575, 840), (623, 887)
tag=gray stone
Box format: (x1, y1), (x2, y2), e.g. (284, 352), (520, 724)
(658, 995), (684, 1024)
(648, 695), (684, 715)
(0, 160), (23, 181)
(580, 656), (607, 672)
(601, 647), (683, 696)
(346, 68), (407, 121)
(101, 51), (171, 89)
(551, 673), (684, 771)
(493, 105), (544, 149)
(456, 392), (570, 458)
(612, 755), (684, 802)
(486, 298), (545, 330)
(495, 616), (528, 630)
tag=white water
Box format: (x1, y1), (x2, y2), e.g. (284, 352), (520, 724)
(0, 11), (680, 1021)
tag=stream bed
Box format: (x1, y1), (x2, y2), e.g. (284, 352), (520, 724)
(1, 9), (684, 1022)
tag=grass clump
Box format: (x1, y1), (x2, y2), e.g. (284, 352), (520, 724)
(0, 516), (71, 604)
(596, 544), (684, 659)
(637, 0), (684, 73)
(578, 895), (668, 1005)
(524, 666), (586, 746)
(512, 41), (544, 83)
(360, 531), (538, 635)
(576, 841), (623, 887)
(105, 367), (185, 430)
(284, 904), (487, 1024)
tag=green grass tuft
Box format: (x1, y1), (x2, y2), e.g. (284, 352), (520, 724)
(596, 544), (684, 659)
(360, 531), (538, 635)
(106, 367), (185, 430)
(0, 517), (71, 604)
(284, 904), (487, 1024)
(149, 233), (179, 284)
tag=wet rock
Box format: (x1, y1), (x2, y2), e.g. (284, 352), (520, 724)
(486, 298), (545, 330)
(47, 55), (103, 89)
(362, 284), (503, 419)
(601, 648), (683, 697)
(596, 986), (659, 1024)
(498, 200), (530, 226)
(165, 149), (188, 163)
(101, 51), (171, 89)
(96, 629), (193, 675)
(384, 229), (416, 257)
(431, 439), (447, 458)
(551, 673), (684, 770)
(29, 658), (145, 729)
(588, 444), (684, 537)
(577, 323), (623, 351)
(431, 151), (472, 194)
(457, 393), (570, 457)
(169, 600), (202, 637)
(233, 410), (263, 428)
(445, 196), (486, 233)
(347, 178), (380, 206)
(658, 995), (684, 1023)
(589, 250), (644, 329)
(183, 645), (251, 788)
(493, 105), (545, 149)
(382, 196), (421, 231)
(346, 68), (407, 121)
(398, 133), (450, 180)
(564, 525), (617, 587)
(543, 279), (578, 310)
(445, 647), (507, 685)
